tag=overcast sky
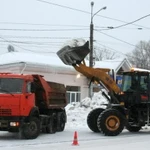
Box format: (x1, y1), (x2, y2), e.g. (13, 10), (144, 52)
(0, 0), (150, 58)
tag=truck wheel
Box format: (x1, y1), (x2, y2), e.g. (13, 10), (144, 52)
(46, 114), (56, 134)
(126, 122), (141, 132)
(57, 111), (66, 132)
(22, 117), (40, 139)
(87, 108), (104, 132)
(97, 109), (125, 136)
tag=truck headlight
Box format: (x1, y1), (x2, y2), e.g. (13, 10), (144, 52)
(10, 122), (20, 127)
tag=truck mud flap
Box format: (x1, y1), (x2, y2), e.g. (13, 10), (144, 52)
(57, 41), (90, 65)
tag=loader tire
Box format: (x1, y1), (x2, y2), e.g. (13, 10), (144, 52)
(87, 108), (104, 132)
(126, 122), (141, 132)
(22, 117), (40, 139)
(97, 108), (125, 136)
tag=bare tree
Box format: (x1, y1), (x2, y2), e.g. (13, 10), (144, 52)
(127, 40), (150, 69)
(94, 46), (119, 61)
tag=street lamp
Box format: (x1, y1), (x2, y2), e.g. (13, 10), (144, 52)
(89, 2), (107, 67)
(89, 2), (106, 97)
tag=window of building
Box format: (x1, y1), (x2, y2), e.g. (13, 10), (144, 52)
(66, 86), (81, 104)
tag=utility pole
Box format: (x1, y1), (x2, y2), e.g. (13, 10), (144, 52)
(89, 2), (107, 98)
(89, 1), (94, 68)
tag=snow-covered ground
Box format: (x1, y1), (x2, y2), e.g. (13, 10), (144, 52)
(1, 91), (150, 150)
(65, 91), (108, 128)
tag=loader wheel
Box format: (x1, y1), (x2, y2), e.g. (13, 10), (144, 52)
(46, 114), (57, 134)
(22, 117), (40, 139)
(87, 108), (104, 132)
(126, 122), (141, 132)
(97, 109), (125, 136)
(57, 111), (66, 132)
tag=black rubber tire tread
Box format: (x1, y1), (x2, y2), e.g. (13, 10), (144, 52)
(87, 108), (105, 132)
(57, 111), (66, 132)
(46, 114), (57, 134)
(97, 108), (125, 136)
(126, 122), (141, 132)
(22, 117), (40, 139)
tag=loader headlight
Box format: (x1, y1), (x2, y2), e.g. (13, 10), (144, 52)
(10, 122), (20, 127)
(120, 102), (124, 106)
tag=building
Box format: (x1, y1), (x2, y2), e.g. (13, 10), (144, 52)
(0, 52), (132, 103)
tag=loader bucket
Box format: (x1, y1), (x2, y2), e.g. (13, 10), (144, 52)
(57, 41), (90, 65)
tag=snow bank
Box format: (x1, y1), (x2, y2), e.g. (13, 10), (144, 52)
(65, 91), (108, 128)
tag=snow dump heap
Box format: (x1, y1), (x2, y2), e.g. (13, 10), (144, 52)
(65, 91), (108, 128)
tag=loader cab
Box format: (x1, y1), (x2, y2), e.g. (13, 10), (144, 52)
(121, 71), (149, 92)
(121, 70), (150, 104)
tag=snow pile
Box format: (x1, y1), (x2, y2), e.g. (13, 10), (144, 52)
(61, 38), (86, 48)
(65, 91), (108, 128)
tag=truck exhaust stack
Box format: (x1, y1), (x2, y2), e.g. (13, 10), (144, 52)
(57, 41), (90, 66)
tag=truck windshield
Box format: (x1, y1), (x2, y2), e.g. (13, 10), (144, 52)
(0, 78), (23, 94)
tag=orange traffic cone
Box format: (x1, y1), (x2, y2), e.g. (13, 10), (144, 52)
(72, 131), (79, 146)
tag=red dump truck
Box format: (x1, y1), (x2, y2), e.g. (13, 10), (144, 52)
(0, 73), (67, 139)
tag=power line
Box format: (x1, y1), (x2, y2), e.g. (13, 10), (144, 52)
(1, 35), (88, 39)
(1, 21), (148, 30)
(36, 0), (91, 14)
(95, 41), (127, 56)
(0, 35), (56, 53)
(0, 26), (147, 32)
(111, 14), (150, 29)
(0, 22), (89, 27)
(0, 40), (63, 45)
(36, 0), (150, 29)
(94, 31), (150, 61)
(0, 28), (89, 32)
(95, 41), (144, 62)
(95, 26), (144, 30)
(101, 14), (150, 31)
(95, 30), (136, 47)
(0, 1), (149, 31)
(0, 43), (60, 49)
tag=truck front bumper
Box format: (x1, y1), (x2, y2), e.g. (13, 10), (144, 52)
(0, 116), (25, 132)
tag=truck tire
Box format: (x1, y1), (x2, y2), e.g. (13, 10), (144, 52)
(87, 108), (104, 132)
(126, 122), (141, 132)
(22, 117), (40, 139)
(97, 108), (125, 136)
(57, 111), (66, 132)
(46, 114), (57, 134)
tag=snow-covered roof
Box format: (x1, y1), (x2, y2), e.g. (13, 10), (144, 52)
(0, 52), (68, 67)
(94, 60), (121, 70)
(0, 52), (131, 72)
(93, 58), (131, 72)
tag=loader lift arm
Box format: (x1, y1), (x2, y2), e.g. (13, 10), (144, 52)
(57, 41), (121, 103)
(73, 62), (121, 94)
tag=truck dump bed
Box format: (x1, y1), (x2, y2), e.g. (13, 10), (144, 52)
(47, 81), (67, 107)
(32, 75), (67, 109)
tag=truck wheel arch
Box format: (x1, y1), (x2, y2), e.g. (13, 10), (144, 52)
(28, 107), (40, 118)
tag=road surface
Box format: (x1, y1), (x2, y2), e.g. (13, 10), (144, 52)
(0, 126), (150, 150)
